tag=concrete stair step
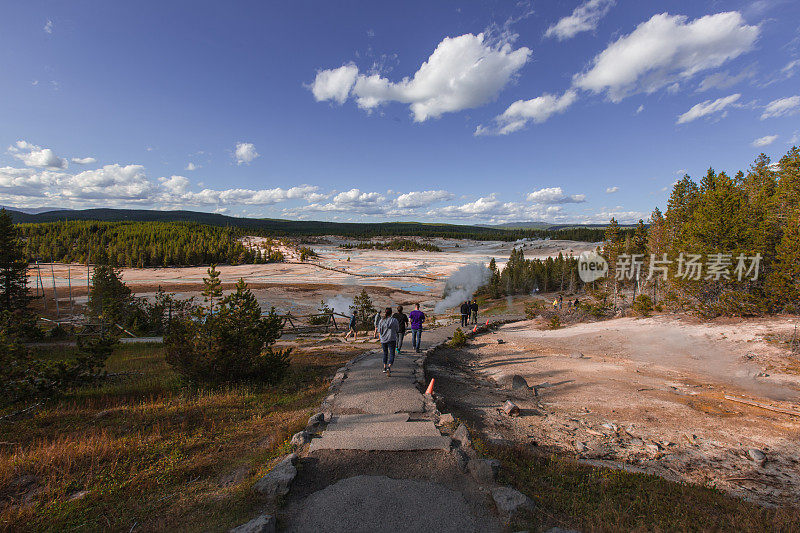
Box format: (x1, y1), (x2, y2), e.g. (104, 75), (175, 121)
(309, 434), (451, 452)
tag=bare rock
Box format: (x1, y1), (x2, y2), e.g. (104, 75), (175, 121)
(570, 352), (584, 359)
(468, 458), (500, 483)
(438, 413), (455, 425)
(502, 400), (521, 417)
(290, 430), (311, 447)
(491, 486), (533, 518)
(511, 375), (529, 391)
(453, 424), (471, 448)
(67, 490), (90, 502)
(748, 448), (766, 466)
(253, 454), (297, 498)
(451, 447), (469, 472)
(574, 442), (587, 453)
(497, 339), (505, 344)
(307, 413), (325, 432)
(229, 514), (276, 533)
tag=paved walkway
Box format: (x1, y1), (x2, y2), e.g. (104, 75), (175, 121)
(283, 317), (520, 533)
(310, 321), (466, 452)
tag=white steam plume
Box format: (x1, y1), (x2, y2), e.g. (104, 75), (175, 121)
(435, 263), (491, 313)
(326, 295), (354, 315)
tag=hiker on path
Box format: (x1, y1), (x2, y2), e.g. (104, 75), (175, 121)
(460, 301), (469, 327)
(409, 303), (426, 353)
(377, 307), (399, 376)
(373, 310), (382, 338)
(344, 312), (358, 341)
(392, 305), (409, 354)
(470, 299), (478, 325)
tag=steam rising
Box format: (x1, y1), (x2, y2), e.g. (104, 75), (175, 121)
(435, 263), (491, 313)
(326, 295), (355, 315)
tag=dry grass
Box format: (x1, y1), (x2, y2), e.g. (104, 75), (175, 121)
(0, 341), (361, 532)
(476, 438), (800, 532)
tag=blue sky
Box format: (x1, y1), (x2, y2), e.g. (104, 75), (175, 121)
(1, 1), (799, 224)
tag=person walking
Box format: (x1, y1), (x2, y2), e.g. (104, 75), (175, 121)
(377, 307), (399, 376)
(373, 309), (382, 339)
(409, 303), (426, 353)
(392, 305), (409, 354)
(460, 301), (469, 327)
(470, 299), (478, 325)
(344, 312), (358, 341)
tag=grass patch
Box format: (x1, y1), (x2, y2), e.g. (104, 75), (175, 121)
(0, 342), (360, 532)
(478, 440), (800, 532)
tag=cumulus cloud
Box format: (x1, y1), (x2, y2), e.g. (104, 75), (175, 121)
(761, 95), (800, 119)
(62, 164), (152, 200)
(8, 140), (68, 169)
(573, 12), (759, 102)
(476, 90), (577, 135)
(185, 162), (201, 171)
(310, 64), (359, 104)
(159, 175), (190, 194)
(606, 186), (619, 193)
(311, 33), (531, 122)
(71, 157), (96, 165)
(44, 19), (53, 34)
(676, 93), (741, 123)
(234, 142), (259, 165)
(752, 134), (778, 147)
(395, 190), (453, 208)
(527, 187), (586, 204)
(545, 0), (615, 41)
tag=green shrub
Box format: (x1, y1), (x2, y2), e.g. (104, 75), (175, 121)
(548, 315), (561, 330)
(450, 327), (467, 347)
(165, 278), (291, 385)
(632, 294), (654, 317)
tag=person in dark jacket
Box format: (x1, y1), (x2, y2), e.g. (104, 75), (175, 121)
(460, 301), (469, 327)
(392, 305), (409, 354)
(377, 307), (399, 376)
(470, 300), (478, 324)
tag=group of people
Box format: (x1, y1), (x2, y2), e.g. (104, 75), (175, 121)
(459, 299), (479, 327)
(552, 294), (580, 310)
(371, 304), (426, 376)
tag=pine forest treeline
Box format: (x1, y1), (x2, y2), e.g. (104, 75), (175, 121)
(18, 221), (261, 267)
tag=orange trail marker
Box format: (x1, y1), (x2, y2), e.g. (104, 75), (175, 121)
(425, 378), (435, 395)
(485, 319), (489, 325)
(473, 325), (477, 332)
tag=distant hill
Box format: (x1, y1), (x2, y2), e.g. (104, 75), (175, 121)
(5, 207), (633, 240)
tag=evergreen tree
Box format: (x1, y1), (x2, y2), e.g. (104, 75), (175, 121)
(349, 288), (376, 330)
(202, 264), (223, 316)
(768, 209), (800, 310)
(0, 209), (30, 314)
(88, 261), (132, 325)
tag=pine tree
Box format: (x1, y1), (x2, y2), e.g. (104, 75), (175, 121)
(0, 209), (30, 314)
(87, 262), (132, 325)
(349, 288), (376, 330)
(202, 264), (223, 316)
(768, 209), (800, 310)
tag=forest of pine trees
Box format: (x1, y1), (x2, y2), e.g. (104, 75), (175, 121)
(485, 146), (800, 316)
(16, 221), (268, 267)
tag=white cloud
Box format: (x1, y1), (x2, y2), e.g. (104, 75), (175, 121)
(310, 64), (359, 104)
(545, 0), (615, 41)
(527, 187), (586, 204)
(71, 157), (97, 165)
(311, 33), (531, 122)
(697, 67), (755, 92)
(781, 59), (800, 78)
(159, 175), (190, 194)
(606, 186), (619, 193)
(752, 134), (778, 147)
(395, 190), (453, 208)
(8, 140), (68, 169)
(573, 12), (759, 102)
(185, 162), (201, 171)
(62, 164), (152, 200)
(234, 142), (259, 165)
(44, 19), (53, 34)
(635, 104), (644, 114)
(477, 90), (577, 135)
(761, 95), (800, 119)
(676, 93), (740, 123)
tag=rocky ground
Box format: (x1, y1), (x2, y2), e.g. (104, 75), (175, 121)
(426, 315), (800, 507)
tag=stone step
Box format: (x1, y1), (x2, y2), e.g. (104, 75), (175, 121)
(323, 420), (444, 438)
(309, 434), (451, 452)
